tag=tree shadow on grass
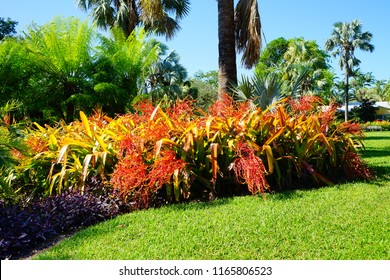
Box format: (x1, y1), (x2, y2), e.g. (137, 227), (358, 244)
(361, 149), (390, 159)
(267, 189), (305, 201)
(369, 165), (390, 182)
(168, 196), (233, 211)
(363, 135), (390, 141)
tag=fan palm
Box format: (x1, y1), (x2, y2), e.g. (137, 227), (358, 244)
(235, 73), (287, 111)
(283, 39), (328, 96)
(76, 0), (190, 39)
(217, 0), (262, 96)
(234, 70), (313, 111)
(145, 48), (188, 101)
(325, 19), (374, 121)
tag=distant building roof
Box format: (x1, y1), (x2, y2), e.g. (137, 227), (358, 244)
(338, 101), (390, 112)
(375, 102), (390, 110)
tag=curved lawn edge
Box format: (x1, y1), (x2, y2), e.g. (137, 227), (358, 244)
(33, 183), (390, 260)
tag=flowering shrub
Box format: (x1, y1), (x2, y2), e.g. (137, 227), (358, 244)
(230, 142), (268, 194)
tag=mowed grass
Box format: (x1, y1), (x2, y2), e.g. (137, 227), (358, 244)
(33, 132), (390, 260)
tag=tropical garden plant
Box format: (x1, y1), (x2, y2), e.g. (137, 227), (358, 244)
(93, 27), (160, 115)
(142, 45), (189, 102)
(76, 0), (190, 39)
(0, 17), (17, 40)
(9, 94), (371, 210)
(0, 17), (163, 124)
(255, 37), (334, 101)
(325, 19), (374, 121)
(217, 0), (262, 95)
(0, 101), (27, 205)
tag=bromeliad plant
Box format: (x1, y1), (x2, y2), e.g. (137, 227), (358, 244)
(18, 110), (130, 199)
(111, 94), (372, 208)
(14, 94), (372, 209)
(267, 96), (369, 189)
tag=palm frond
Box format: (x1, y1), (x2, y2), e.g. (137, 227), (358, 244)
(235, 0), (262, 69)
(234, 73), (283, 110)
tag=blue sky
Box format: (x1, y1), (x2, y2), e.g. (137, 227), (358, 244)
(2, 0), (390, 81)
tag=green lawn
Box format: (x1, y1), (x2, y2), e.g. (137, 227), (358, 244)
(33, 132), (390, 260)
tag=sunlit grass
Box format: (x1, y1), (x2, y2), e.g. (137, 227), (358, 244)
(33, 132), (390, 260)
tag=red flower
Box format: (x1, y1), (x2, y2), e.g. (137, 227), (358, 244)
(230, 142), (269, 194)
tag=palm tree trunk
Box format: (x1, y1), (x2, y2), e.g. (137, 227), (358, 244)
(345, 67), (349, 122)
(217, 0), (237, 97)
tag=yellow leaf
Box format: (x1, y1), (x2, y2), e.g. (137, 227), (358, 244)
(262, 145), (274, 174)
(56, 145), (69, 164)
(95, 134), (108, 151)
(150, 103), (160, 121)
(155, 138), (180, 158)
(80, 111), (92, 138)
(155, 140), (163, 158)
(206, 116), (214, 139)
(82, 154), (93, 183)
(264, 127), (285, 146)
(183, 132), (194, 152)
(210, 143), (219, 182)
(49, 134), (58, 151)
(173, 169), (181, 202)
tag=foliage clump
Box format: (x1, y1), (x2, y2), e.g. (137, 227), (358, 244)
(6, 95), (371, 210)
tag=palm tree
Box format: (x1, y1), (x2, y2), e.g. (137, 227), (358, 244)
(76, 0), (190, 38)
(217, 0), (262, 96)
(325, 19), (374, 121)
(234, 73), (283, 110)
(371, 79), (390, 102)
(282, 38), (330, 97)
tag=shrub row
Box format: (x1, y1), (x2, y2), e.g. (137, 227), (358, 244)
(8, 95), (371, 210)
(361, 120), (390, 131)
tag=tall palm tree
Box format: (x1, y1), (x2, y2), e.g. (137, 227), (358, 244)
(76, 0), (190, 38)
(217, 0), (262, 96)
(325, 19), (374, 121)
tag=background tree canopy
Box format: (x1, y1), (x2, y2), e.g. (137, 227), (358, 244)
(255, 37), (333, 99)
(0, 17), (161, 124)
(0, 17), (18, 40)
